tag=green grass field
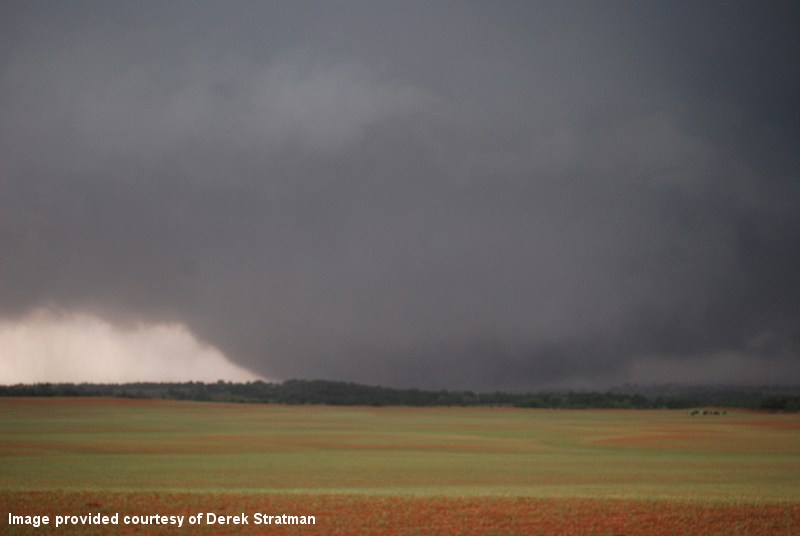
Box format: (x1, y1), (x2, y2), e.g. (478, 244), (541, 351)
(1, 398), (798, 534)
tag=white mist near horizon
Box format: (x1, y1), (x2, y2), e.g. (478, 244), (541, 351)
(0, 309), (266, 384)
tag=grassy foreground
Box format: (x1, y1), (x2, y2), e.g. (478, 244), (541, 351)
(1, 397), (798, 534)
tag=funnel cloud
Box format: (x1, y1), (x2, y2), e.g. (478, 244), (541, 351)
(1, 1), (799, 389)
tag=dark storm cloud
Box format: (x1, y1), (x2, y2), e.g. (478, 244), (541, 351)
(1, 1), (799, 389)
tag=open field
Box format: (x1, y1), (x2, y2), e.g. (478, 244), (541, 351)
(1, 397), (799, 534)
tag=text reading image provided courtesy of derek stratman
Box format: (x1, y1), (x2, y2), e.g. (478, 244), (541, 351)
(7, 511), (317, 529)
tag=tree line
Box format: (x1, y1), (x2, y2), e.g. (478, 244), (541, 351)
(1, 379), (798, 411)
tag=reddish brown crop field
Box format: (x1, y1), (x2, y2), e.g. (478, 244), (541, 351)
(3, 492), (799, 535)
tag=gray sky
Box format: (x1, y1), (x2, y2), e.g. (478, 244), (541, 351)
(1, 1), (799, 389)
